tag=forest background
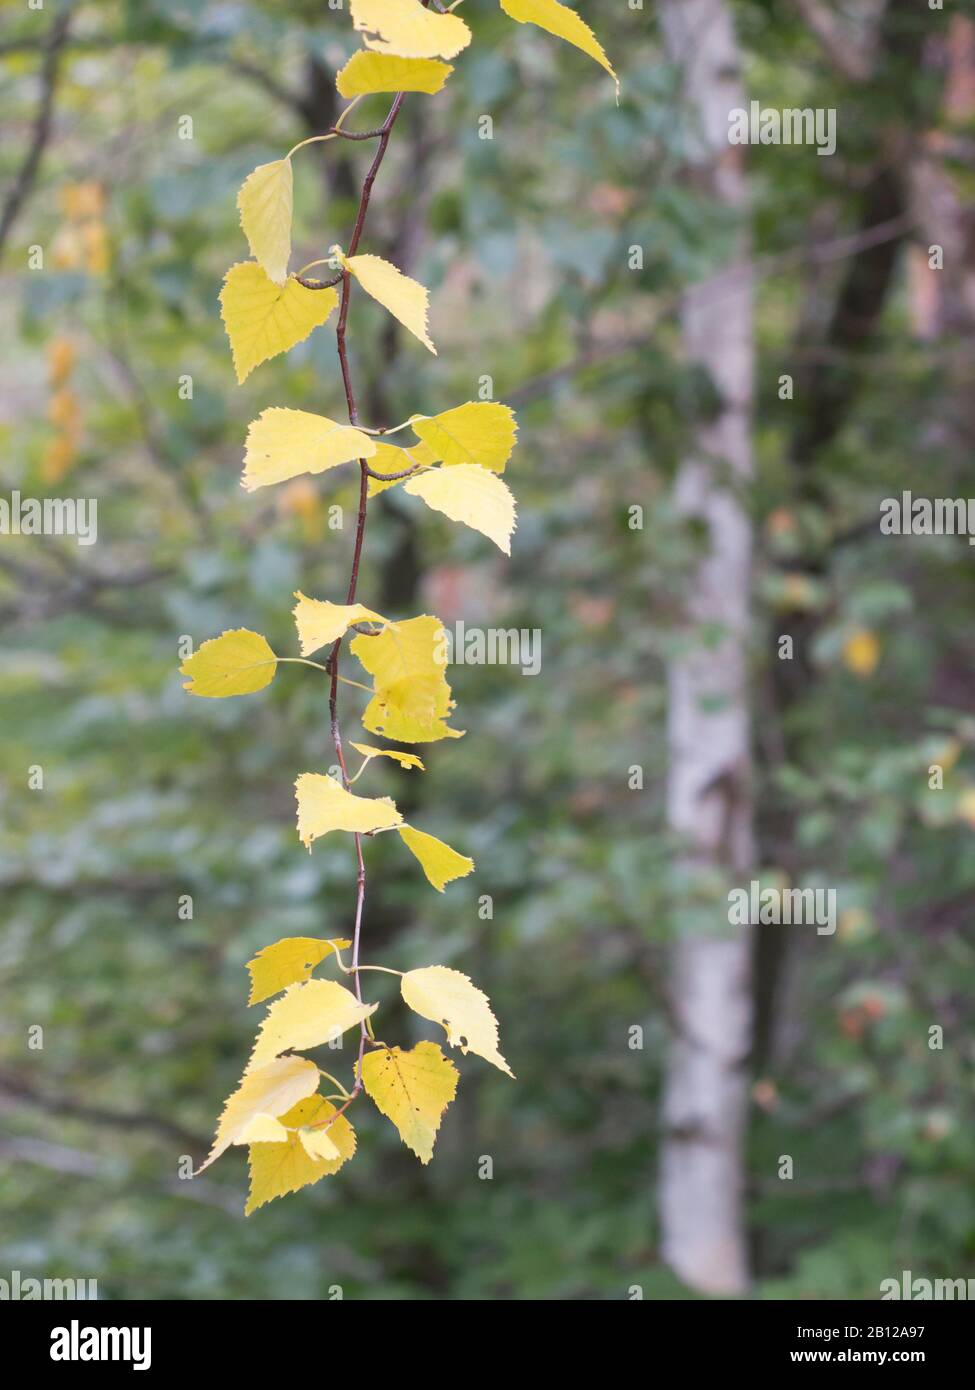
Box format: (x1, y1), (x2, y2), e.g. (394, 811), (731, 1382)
(1, 0), (973, 1300)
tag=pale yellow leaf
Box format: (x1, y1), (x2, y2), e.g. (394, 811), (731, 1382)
(298, 1126), (341, 1161)
(292, 592), (387, 657)
(237, 159), (293, 285)
(246, 978), (376, 1074)
(401, 965), (513, 1076)
(397, 824), (473, 891)
(236, 1113), (290, 1144)
(180, 628), (277, 698)
(350, 614), (463, 743)
(410, 401), (517, 473)
(499, 0), (618, 95)
(340, 251), (435, 353)
(359, 672), (465, 744)
(242, 408), (376, 492)
(350, 613), (449, 700)
(404, 464), (517, 554)
(336, 50), (453, 97)
(350, 742), (425, 771)
(295, 772), (402, 848)
(842, 628), (880, 678)
(350, 0), (472, 60)
(247, 936), (352, 1006)
(361, 1041), (458, 1163)
(197, 1055), (320, 1173)
(220, 262), (339, 384)
(246, 1095), (355, 1214)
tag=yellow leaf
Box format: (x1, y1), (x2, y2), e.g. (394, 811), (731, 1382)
(359, 672), (464, 744)
(366, 439), (439, 496)
(499, 0), (618, 96)
(246, 979), (376, 1074)
(83, 220), (110, 276)
(246, 1096), (355, 1214)
(48, 388), (81, 432)
(336, 51), (453, 97)
(180, 628), (277, 698)
(404, 464), (517, 554)
(61, 180), (105, 221)
(47, 336), (75, 387)
(295, 772), (402, 848)
(298, 1126), (341, 1161)
(933, 737), (962, 772)
(956, 787), (975, 830)
(400, 965), (513, 1076)
(350, 742), (425, 772)
(242, 408), (376, 492)
(220, 262), (339, 383)
(350, 614), (463, 743)
(397, 824), (473, 891)
(843, 628), (880, 678)
(410, 401), (517, 473)
(197, 1055), (320, 1173)
(339, 250), (435, 353)
(41, 434), (78, 484)
(292, 591), (387, 657)
(237, 159), (293, 286)
(350, 0), (472, 60)
(237, 1114), (290, 1144)
(361, 1042), (458, 1163)
(247, 936), (352, 1006)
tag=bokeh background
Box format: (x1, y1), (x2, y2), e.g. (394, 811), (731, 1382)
(1, 0), (974, 1300)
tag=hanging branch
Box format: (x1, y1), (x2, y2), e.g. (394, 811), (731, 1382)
(176, 1), (618, 1214)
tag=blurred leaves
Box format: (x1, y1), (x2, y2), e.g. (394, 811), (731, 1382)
(0, 0), (973, 1301)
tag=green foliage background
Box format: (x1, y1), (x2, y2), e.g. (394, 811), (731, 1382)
(0, 0), (973, 1299)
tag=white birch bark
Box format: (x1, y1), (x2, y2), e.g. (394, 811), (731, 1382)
(657, 0), (755, 1296)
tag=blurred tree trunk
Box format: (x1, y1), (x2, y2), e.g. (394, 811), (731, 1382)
(657, 0), (754, 1296)
(908, 15), (975, 347)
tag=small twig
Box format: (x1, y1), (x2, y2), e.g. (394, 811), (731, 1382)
(295, 271), (343, 291)
(363, 461), (422, 482)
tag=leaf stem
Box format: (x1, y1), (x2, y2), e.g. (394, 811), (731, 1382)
(285, 132), (337, 160)
(295, 257), (342, 278)
(332, 94), (364, 132)
(276, 655), (331, 674)
(275, 657), (371, 693)
(316, 1069), (351, 1099)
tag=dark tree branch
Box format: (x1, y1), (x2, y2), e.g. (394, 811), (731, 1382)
(0, 1068), (207, 1155)
(0, 3), (74, 257)
(790, 0), (872, 83)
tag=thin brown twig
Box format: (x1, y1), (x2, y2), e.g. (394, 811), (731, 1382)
(362, 460), (421, 482)
(324, 91), (409, 1103)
